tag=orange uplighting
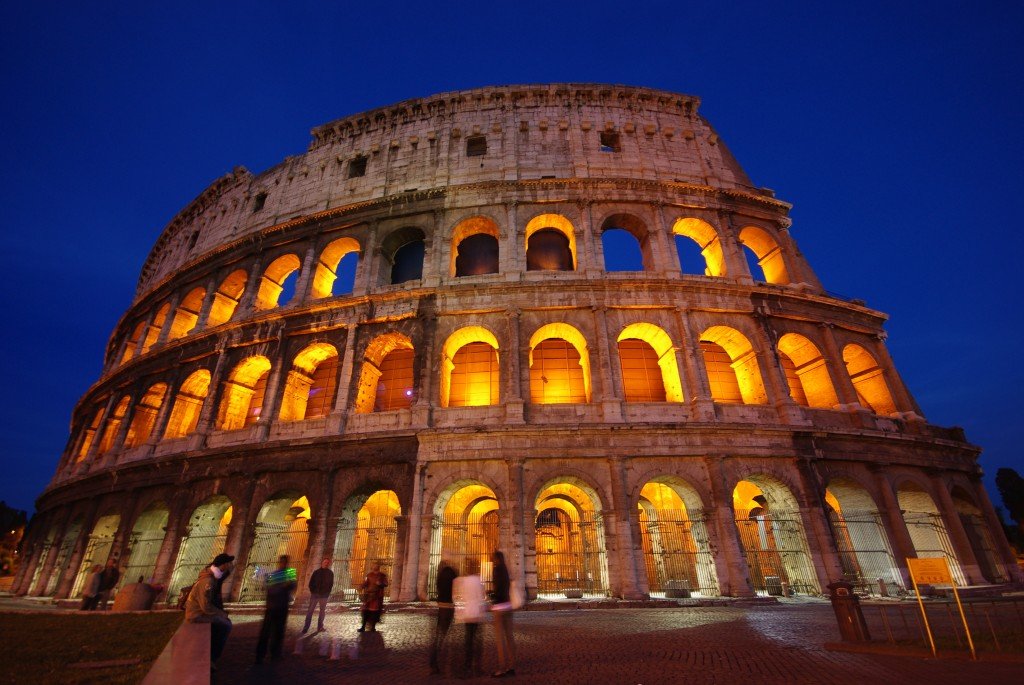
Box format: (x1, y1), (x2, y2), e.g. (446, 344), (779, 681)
(164, 369), (211, 439)
(672, 217), (726, 277)
(738, 226), (790, 284)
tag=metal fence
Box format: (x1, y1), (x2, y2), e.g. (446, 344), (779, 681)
(828, 510), (903, 594)
(332, 514), (399, 601)
(735, 511), (817, 595)
(70, 536), (114, 599)
(638, 508), (719, 596)
(237, 521), (309, 603)
(860, 598), (1024, 655)
(426, 513), (500, 599)
(534, 510), (610, 597)
(167, 530), (227, 603)
(118, 530), (165, 589)
(902, 512), (967, 586)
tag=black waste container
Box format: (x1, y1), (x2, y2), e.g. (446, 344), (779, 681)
(826, 580), (870, 642)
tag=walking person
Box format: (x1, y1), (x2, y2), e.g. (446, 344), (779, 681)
(302, 557), (334, 634)
(429, 558), (458, 675)
(453, 559), (487, 678)
(185, 553), (235, 671)
(256, 555), (297, 664)
(96, 558), (121, 610)
(357, 562), (388, 632)
(490, 550), (516, 677)
(79, 564), (102, 610)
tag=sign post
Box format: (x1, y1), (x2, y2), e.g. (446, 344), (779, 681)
(906, 557), (975, 659)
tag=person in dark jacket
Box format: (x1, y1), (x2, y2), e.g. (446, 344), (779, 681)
(429, 559), (458, 674)
(255, 555), (297, 663)
(490, 550), (516, 677)
(96, 559), (121, 610)
(302, 558), (334, 634)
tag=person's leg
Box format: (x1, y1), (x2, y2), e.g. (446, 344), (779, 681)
(504, 611), (516, 671)
(256, 613), (271, 662)
(493, 612), (507, 672)
(269, 610), (286, 658)
(302, 597), (316, 633)
(317, 596), (328, 631)
(210, 617), (231, 663)
(358, 608), (368, 631)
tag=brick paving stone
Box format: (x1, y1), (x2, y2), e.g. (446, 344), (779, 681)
(210, 603), (1022, 685)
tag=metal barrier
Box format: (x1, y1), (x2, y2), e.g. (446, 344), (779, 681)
(860, 598), (1024, 655)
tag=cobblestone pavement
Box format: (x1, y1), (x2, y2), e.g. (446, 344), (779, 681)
(213, 602), (1022, 685)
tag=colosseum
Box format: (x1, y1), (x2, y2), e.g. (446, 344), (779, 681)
(13, 84), (1021, 607)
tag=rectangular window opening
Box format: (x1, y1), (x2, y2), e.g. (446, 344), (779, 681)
(599, 131), (621, 153)
(466, 136), (487, 157)
(252, 192), (267, 213)
(348, 156), (367, 178)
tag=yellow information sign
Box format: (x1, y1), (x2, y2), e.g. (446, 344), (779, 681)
(907, 557), (953, 585)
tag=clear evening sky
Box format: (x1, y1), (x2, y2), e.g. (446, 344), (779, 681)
(1, 2), (1021, 516)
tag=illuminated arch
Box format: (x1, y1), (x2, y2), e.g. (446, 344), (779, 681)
(168, 496), (233, 603)
(120, 501), (169, 588)
(97, 396), (131, 454)
(163, 370), (211, 439)
(279, 342), (340, 421)
(450, 216), (500, 277)
(672, 218), (726, 277)
(140, 302), (170, 354)
(255, 254), (301, 310)
(238, 492), (312, 601)
(534, 477), (609, 596)
(525, 213), (577, 271)
(167, 287), (206, 341)
(896, 481), (965, 585)
(311, 237), (361, 299)
(74, 409), (104, 462)
(439, 326), (500, 408)
(206, 269), (247, 327)
(777, 333), (838, 409)
(353, 333), (415, 413)
(426, 481), (499, 588)
(842, 344), (897, 414)
(120, 321), (147, 364)
(334, 490), (403, 599)
(824, 477), (902, 591)
(617, 323), (684, 402)
(699, 326), (767, 404)
(738, 225), (790, 284)
(124, 383), (167, 448)
(217, 356), (272, 430)
(528, 323), (592, 404)
(600, 213), (651, 272)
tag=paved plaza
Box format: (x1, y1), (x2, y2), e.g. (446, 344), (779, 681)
(208, 601), (1021, 685)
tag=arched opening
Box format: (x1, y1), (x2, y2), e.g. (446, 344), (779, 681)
(167, 287), (206, 341)
(733, 477), (818, 595)
(206, 269), (247, 327)
(451, 216), (500, 277)
(255, 254), (301, 310)
(163, 370), (211, 440)
(237, 493), (311, 602)
(700, 326), (767, 404)
(278, 343), (339, 421)
(333, 490), (401, 601)
(777, 333), (839, 409)
(38, 517), (83, 596)
(119, 502), (169, 589)
(168, 497), (232, 604)
(950, 487), (1006, 583)
(617, 323), (684, 403)
(124, 383), (167, 448)
(382, 227), (426, 285)
(439, 326), (500, 408)
(824, 479), (902, 593)
(97, 396), (131, 454)
(74, 409), (104, 462)
(120, 321), (147, 365)
(27, 523), (59, 596)
(897, 482), (965, 585)
(140, 303), (170, 355)
(70, 513), (121, 599)
(738, 226), (790, 284)
(311, 237), (361, 299)
(534, 479), (609, 597)
(428, 482), (500, 596)
(843, 344), (898, 415)
(637, 479), (719, 597)
(600, 214), (651, 272)
(672, 218), (726, 277)
(529, 323), (591, 404)
(217, 356), (272, 430)
(525, 214), (577, 271)
(353, 333), (416, 413)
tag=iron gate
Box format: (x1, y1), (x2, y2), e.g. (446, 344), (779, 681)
(534, 510), (609, 597)
(426, 512), (500, 599)
(735, 510), (817, 595)
(43, 524), (80, 596)
(959, 512), (1007, 583)
(638, 508), (719, 596)
(903, 512), (966, 586)
(237, 521), (310, 603)
(828, 510), (902, 592)
(167, 530), (227, 603)
(70, 535), (114, 599)
(119, 530), (166, 588)
(332, 514), (399, 601)
(27, 541), (52, 595)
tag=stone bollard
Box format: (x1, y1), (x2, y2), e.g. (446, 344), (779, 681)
(826, 580), (870, 642)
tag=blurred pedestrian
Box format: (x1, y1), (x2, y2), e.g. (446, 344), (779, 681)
(357, 562), (388, 632)
(185, 552), (235, 671)
(302, 557), (334, 634)
(79, 564), (102, 610)
(490, 550), (516, 677)
(256, 554), (297, 663)
(453, 558), (486, 678)
(429, 558), (458, 675)
(96, 558), (121, 610)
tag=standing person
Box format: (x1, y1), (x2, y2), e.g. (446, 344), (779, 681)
(185, 553), (235, 671)
(256, 554), (297, 664)
(96, 558), (121, 610)
(429, 559), (458, 675)
(79, 564), (103, 610)
(453, 559), (486, 678)
(490, 550), (516, 677)
(302, 557), (334, 634)
(357, 562), (388, 632)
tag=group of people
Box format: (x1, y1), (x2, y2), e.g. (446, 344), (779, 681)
(183, 549), (518, 677)
(78, 558), (121, 611)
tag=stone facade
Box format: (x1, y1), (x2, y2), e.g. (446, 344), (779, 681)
(15, 84), (1021, 605)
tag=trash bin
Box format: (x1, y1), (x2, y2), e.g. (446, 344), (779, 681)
(826, 580), (870, 642)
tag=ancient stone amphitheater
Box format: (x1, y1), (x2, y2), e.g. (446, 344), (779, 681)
(14, 84), (1020, 606)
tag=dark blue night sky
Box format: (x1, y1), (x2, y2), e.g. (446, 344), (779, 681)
(1, 2), (1021, 515)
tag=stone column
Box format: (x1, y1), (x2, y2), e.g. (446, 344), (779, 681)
(607, 457), (645, 599)
(501, 202), (520, 278)
(253, 335), (288, 442)
(503, 309), (525, 424)
(194, 274), (220, 332)
(398, 463), (427, 601)
(292, 242), (319, 305)
(928, 472), (982, 584)
(222, 480), (260, 602)
(793, 458), (846, 588)
(578, 201), (598, 274)
(190, 340), (230, 449)
(155, 292), (183, 347)
(144, 372), (180, 453)
(328, 324), (359, 432)
(82, 394), (120, 471)
(675, 309), (715, 421)
(816, 323), (861, 410)
(352, 225), (377, 296)
(55, 499), (102, 599)
(870, 333), (924, 419)
(705, 458), (755, 597)
(110, 491), (143, 569)
(719, 213), (751, 283)
(298, 471), (335, 602)
(150, 498), (190, 595)
(505, 458), (529, 595)
(648, 203), (676, 275)
(592, 306), (623, 422)
(750, 312), (805, 424)
(236, 254), (265, 316)
(871, 468), (914, 587)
